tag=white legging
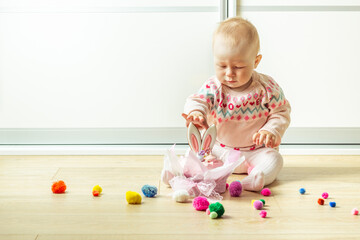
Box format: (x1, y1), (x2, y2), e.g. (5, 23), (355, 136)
(212, 142), (283, 187)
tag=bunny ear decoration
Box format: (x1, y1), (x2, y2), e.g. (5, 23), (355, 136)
(187, 122), (201, 153)
(201, 124), (216, 151)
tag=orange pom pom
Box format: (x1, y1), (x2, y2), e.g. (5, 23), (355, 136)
(317, 198), (324, 205)
(52, 180), (67, 193)
(92, 191), (100, 196)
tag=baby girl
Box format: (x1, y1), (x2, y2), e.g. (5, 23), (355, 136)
(182, 17), (291, 191)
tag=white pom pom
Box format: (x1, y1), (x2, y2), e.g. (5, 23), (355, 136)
(172, 189), (189, 203)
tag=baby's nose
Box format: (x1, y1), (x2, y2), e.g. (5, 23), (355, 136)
(225, 67), (235, 76)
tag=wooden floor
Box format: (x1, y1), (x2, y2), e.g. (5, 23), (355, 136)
(0, 154), (359, 240)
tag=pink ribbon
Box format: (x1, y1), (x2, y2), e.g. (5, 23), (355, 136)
(169, 176), (222, 201)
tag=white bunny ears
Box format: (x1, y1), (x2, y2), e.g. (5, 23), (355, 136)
(187, 123), (217, 155)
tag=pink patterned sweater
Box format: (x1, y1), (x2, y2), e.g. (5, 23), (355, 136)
(184, 71), (291, 149)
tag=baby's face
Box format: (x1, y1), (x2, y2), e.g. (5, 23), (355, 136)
(213, 37), (261, 89)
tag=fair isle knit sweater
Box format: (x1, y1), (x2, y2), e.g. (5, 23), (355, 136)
(184, 71), (291, 149)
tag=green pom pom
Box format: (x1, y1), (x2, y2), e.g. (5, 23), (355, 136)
(260, 199), (265, 205)
(208, 202), (225, 218)
(209, 212), (218, 219)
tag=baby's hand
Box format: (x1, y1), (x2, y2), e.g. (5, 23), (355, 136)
(181, 111), (209, 130)
(252, 130), (279, 148)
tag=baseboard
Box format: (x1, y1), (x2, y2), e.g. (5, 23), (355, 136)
(1, 127), (360, 145)
(0, 144), (360, 156)
(1, 127), (360, 155)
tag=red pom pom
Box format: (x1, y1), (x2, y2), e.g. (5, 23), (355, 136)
(52, 180), (66, 194)
(318, 198), (325, 205)
(92, 191), (100, 196)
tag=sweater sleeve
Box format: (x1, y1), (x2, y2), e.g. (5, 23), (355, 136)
(259, 82), (291, 141)
(183, 78), (218, 116)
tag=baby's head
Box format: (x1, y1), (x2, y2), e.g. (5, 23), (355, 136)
(213, 17), (262, 89)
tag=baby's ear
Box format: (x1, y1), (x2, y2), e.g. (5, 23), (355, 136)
(254, 54), (262, 69)
(187, 123), (201, 153)
(201, 124), (217, 151)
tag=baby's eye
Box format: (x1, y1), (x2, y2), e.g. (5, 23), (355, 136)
(235, 66), (245, 69)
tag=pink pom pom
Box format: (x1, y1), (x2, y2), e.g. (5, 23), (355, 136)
(352, 208), (359, 215)
(259, 210), (267, 218)
(226, 183), (229, 190)
(229, 181), (242, 197)
(261, 188), (271, 196)
(206, 208), (210, 215)
(253, 200), (263, 210)
(322, 192), (329, 199)
(192, 196), (210, 211)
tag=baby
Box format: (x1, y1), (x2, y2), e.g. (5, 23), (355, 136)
(182, 17), (291, 192)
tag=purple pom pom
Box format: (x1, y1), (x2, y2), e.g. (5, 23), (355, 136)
(253, 200), (263, 210)
(229, 181), (242, 197)
(192, 196), (210, 211)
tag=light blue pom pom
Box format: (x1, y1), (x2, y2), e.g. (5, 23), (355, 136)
(141, 185), (158, 197)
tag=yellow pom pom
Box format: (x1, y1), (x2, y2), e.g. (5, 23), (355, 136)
(93, 185), (102, 193)
(126, 191), (142, 204)
(251, 200), (256, 206)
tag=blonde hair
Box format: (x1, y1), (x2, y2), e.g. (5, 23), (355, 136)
(213, 17), (260, 55)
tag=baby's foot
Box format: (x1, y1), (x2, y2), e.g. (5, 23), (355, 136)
(241, 170), (265, 192)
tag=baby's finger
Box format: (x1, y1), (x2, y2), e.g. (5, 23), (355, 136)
(258, 133), (266, 146)
(252, 133), (259, 143)
(265, 134), (272, 148)
(199, 117), (209, 129)
(181, 113), (188, 120)
(271, 136), (277, 148)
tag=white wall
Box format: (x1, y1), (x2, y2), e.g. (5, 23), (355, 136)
(1, 0), (360, 130)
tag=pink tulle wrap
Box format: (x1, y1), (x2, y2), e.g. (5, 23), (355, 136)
(162, 145), (244, 201)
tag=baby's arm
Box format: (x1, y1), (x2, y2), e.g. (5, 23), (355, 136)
(254, 86), (291, 148)
(183, 79), (217, 130)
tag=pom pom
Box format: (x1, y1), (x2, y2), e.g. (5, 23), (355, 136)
(206, 208), (210, 215)
(208, 202), (225, 218)
(259, 199), (265, 205)
(192, 196), (210, 211)
(259, 210), (267, 218)
(52, 180), (66, 194)
(92, 191), (100, 196)
(251, 200), (256, 205)
(141, 184), (158, 197)
(229, 181), (242, 197)
(126, 191), (142, 204)
(322, 192), (329, 199)
(226, 183), (229, 190)
(172, 189), (189, 203)
(299, 188), (306, 194)
(261, 188), (271, 196)
(329, 202), (336, 208)
(92, 185), (102, 193)
(253, 200), (263, 210)
(317, 198), (324, 205)
(209, 212), (218, 219)
(351, 208), (359, 215)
